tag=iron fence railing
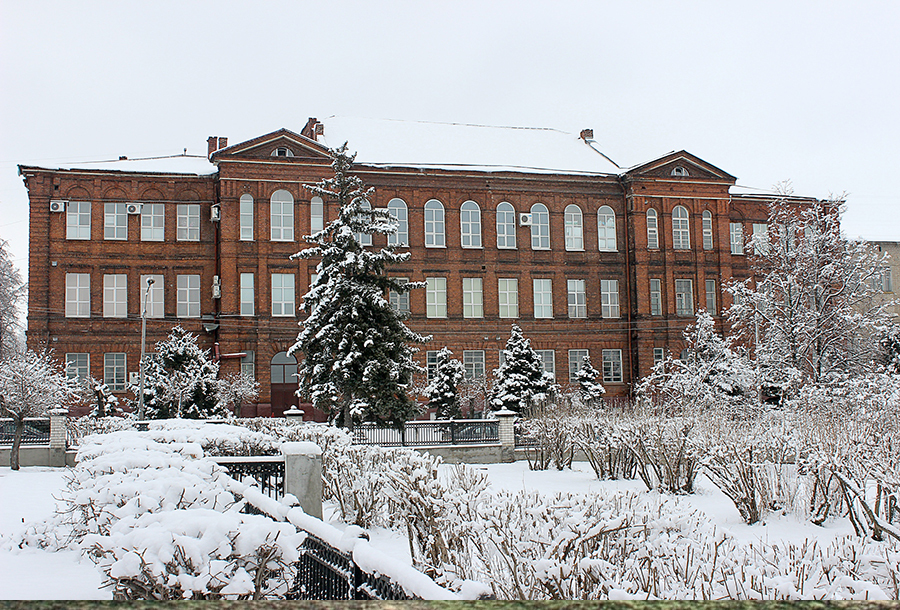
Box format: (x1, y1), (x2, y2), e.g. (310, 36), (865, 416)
(353, 419), (499, 447)
(214, 456), (285, 501)
(0, 418), (51, 446)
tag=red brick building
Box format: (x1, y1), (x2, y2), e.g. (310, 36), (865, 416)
(19, 117), (816, 417)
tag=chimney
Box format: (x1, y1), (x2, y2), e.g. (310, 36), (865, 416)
(302, 117), (323, 139)
(207, 136), (218, 158)
(579, 129), (594, 141)
(218, 137), (228, 150)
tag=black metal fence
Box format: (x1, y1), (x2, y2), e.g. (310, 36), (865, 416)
(0, 418), (51, 446)
(214, 456), (285, 500)
(353, 419), (499, 447)
(288, 532), (413, 600)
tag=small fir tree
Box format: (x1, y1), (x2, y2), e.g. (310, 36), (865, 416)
(425, 347), (466, 419)
(87, 375), (120, 418)
(574, 355), (605, 405)
(292, 144), (429, 428)
(490, 324), (555, 414)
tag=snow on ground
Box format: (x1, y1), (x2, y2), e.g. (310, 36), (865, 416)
(0, 461), (859, 600)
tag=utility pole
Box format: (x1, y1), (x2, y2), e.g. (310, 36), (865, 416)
(137, 277), (154, 420)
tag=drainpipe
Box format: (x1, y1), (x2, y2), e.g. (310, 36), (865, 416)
(619, 176), (636, 398)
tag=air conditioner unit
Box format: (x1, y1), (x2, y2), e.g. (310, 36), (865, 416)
(129, 372), (140, 385)
(210, 205), (221, 221)
(212, 275), (221, 299)
(49, 200), (67, 213)
(126, 203), (142, 215)
(518, 213), (533, 226)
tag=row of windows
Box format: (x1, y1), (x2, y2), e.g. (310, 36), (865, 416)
(67, 202), (201, 242)
(646, 207), (768, 255)
(425, 348), (624, 384)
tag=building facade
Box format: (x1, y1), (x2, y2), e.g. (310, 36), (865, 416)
(19, 118), (816, 417)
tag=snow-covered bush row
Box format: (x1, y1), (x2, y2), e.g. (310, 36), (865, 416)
(67, 415), (137, 448)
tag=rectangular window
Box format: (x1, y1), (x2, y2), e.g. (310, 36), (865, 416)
(705, 279), (717, 314)
(601, 279), (620, 318)
(650, 278), (662, 316)
(271, 273), (295, 317)
(567, 279), (586, 318)
(389, 278), (410, 313)
(653, 348), (665, 367)
(426, 277), (447, 318)
(141, 203), (164, 241)
(602, 349), (623, 383)
(240, 195), (254, 241)
(730, 223), (744, 255)
(753, 223), (769, 254)
(568, 349), (589, 382)
(880, 267), (894, 292)
(462, 277), (483, 318)
(498, 278), (519, 318)
(240, 273), (254, 316)
(104, 353), (126, 392)
(140, 274), (164, 318)
(66, 273), (90, 318)
(65, 353), (89, 382)
(103, 274), (127, 318)
(675, 279), (694, 316)
(177, 274), (201, 318)
(241, 351), (255, 379)
(426, 350), (440, 381)
(67, 201), (91, 240)
(104, 202), (127, 240)
(177, 204), (200, 241)
(533, 278), (553, 318)
(463, 350), (485, 380)
(538, 350), (556, 379)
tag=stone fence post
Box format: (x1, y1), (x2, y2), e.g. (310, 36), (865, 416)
(282, 442), (323, 519)
(48, 408), (68, 467)
(495, 409), (517, 463)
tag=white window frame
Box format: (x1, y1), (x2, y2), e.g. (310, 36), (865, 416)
(705, 279), (717, 314)
(463, 350), (485, 380)
(270, 190), (294, 242)
(66, 273), (90, 318)
(730, 223), (744, 255)
(177, 204), (200, 241)
(140, 274), (164, 318)
(310, 196), (324, 236)
(240, 272), (254, 316)
(597, 205), (617, 251)
(601, 279), (620, 318)
(241, 351), (255, 379)
(653, 347), (665, 367)
(462, 277), (483, 319)
(496, 202), (517, 249)
(702, 210), (714, 250)
(354, 200), (372, 246)
(387, 198), (408, 246)
(879, 267), (894, 292)
(67, 201), (91, 240)
(530, 203), (550, 250)
(426, 350), (440, 381)
(426, 277), (447, 318)
(602, 349), (623, 383)
(240, 194), (254, 241)
(753, 223), (769, 255)
(533, 278), (553, 319)
(424, 199), (445, 248)
(460, 200), (482, 248)
(646, 208), (659, 249)
(672, 206), (690, 250)
(177, 274), (201, 318)
(567, 279), (586, 319)
(104, 202), (128, 240)
(66, 353), (89, 382)
(271, 273), (295, 317)
(675, 279), (694, 316)
(650, 278), (662, 316)
(537, 350), (556, 379)
(498, 278), (519, 318)
(103, 274), (127, 318)
(564, 204), (584, 251)
(141, 203), (165, 241)
(568, 349), (589, 382)
(104, 352), (126, 392)
(390, 277), (410, 313)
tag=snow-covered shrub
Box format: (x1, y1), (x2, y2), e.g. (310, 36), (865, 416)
(573, 410), (639, 481)
(145, 420), (281, 457)
(519, 397), (581, 471)
(623, 416), (704, 494)
(67, 414), (136, 448)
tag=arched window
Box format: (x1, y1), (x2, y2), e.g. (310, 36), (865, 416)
(354, 200), (372, 246)
(271, 147), (294, 157)
(387, 198), (408, 246)
(239, 194), (254, 241)
(702, 210), (713, 250)
(597, 205), (617, 251)
(424, 199), (445, 247)
(270, 190), (294, 241)
(672, 205), (690, 250)
(671, 166), (689, 177)
(564, 205), (583, 251)
(531, 203), (550, 250)
(310, 196), (324, 234)
(646, 208), (659, 249)
(270, 352), (297, 384)
(460, 200), (482, 248)
(496, 202), (516, 249)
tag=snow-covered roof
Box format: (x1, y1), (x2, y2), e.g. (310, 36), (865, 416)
(21, 154), (217, 176)
(316, 116), (622, 175)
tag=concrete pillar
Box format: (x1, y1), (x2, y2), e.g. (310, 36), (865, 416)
(284, 407), (304, 423)
(282, 442), (323, 519)
(495, 409), (517, 463)
(48, 408), (68, 467)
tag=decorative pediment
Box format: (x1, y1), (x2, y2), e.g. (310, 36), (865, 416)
(624, 151), (736, 183)
(211, 128), (332, 162)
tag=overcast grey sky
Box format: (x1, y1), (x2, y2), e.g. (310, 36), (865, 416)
(2, 0), (898, 275)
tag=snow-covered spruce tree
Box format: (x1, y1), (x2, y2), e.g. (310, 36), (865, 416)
(0, 239), (26, 361)
(424, 347), (466, 419)
(292, 144), (429, 429)
(490, 324), (555, 415)
(728, 194), (894, 388)
(139, 326), (226, 420)
(0, 350), (77, 469)
(573, 355), (605, 406)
